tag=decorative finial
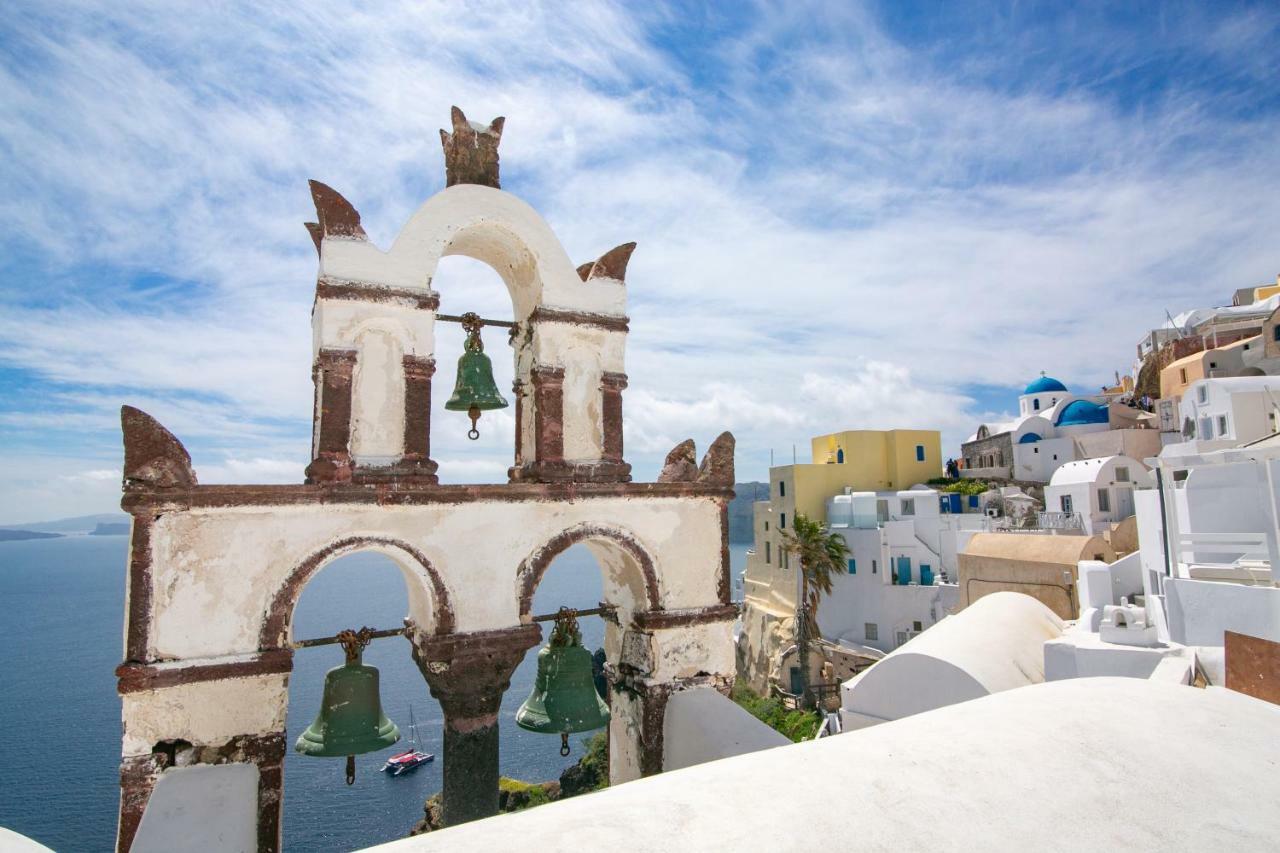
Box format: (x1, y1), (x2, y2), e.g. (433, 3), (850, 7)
(439, 106), (504, 188)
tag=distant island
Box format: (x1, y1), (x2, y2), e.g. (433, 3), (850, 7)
(90, 522), (131, 536)
(0, 529), (63, 541)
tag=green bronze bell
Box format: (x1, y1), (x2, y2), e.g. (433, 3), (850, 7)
(295, 629), (399, 784)
(445, 313), (507, 440)
(516, 610), (610, 756)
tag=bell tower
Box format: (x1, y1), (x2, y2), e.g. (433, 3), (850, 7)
(304, 181), (441, 485)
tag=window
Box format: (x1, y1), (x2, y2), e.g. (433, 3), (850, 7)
(1115, 467), (1130, 483)
(912, 620), (923, 632)
(915, 445), (925, 462)
(1097, 488), (1110, 513)
(968, 495), (979, 508)
(1180, 368), (1188, 384)
(865, 623), (878, 641)
(780, 513), (786, 529)
(1033, 399), (1040, 410)
(1274, 326), (1280, 342)
(779, 481), (785, 497)
(871, 559), (878, 574)
(1200, 418), (1213, 439)
(764, 521), (769, 531)
(1197, 385), (1208, 404)
(901, 498), (915, 516)
(765, 541), (771, 563)
(1217, 414), (1229, 436)
(783, 551), (789, 569)
(836, 448), (845, 463)
(1210, 361), (1217, 369)
(1060, 494), (1073, 514)
(847, 558), (856, 575)
(1034, 447), (1039, 454)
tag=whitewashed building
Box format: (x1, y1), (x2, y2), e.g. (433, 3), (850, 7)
(818, 488), (982, 653)
(1044, 455), (1152, 535)
(1175, 375), (1280, 450)
(960, 374), (1159, 483)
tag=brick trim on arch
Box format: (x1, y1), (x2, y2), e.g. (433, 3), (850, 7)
(259, 536), (455, 649)
(516, 523), (661, 618)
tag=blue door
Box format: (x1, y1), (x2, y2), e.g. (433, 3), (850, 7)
(949, 494), (962, 514)
(920, 564), (933, 586)
(896, 556), (911, 585)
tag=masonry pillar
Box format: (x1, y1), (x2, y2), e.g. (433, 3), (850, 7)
(531, 366), (565, 469)
(305, 347), (357, 483)
(606, 606), (738, 783)
(399, 354), (439, 483)
(117, 732), (286, 853)
(410, 625), (541, 826)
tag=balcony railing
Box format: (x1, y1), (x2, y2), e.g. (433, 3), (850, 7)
(1036, 511), (1084, 531)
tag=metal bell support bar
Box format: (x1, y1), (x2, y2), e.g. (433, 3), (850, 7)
(289, 605), (619, 651)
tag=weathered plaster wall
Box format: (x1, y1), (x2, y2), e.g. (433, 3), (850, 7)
(121, 674), (288, 755)
(143, 496), (724, 660)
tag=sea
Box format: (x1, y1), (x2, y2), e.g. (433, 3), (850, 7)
(0, 533), (749, 851)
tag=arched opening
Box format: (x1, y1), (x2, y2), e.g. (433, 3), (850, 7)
(430, 254), (517, 484)
(502, 542), (609, 791)
(507, 527), (661, 790)
(274, 544), (451, 851)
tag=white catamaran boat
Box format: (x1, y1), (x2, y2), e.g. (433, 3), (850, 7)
(381, 707), (434, 776)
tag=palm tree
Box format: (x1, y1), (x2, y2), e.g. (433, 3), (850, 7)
(780, 513), (851, 708)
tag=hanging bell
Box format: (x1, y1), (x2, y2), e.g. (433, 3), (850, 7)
(445, 313), (508, 440)
(295, 629), (399, 785)
(516, 609), (610, 756)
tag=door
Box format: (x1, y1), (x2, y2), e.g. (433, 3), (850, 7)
(789, 666), (803, 695)
(876, 499), (889, 524)
(1117, 486), (1135, 518)
(896, 556), (911, 585)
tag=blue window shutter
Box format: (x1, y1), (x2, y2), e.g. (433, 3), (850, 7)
(969, 495), (979, 508)
(848, 559), (856, 574)
(916, 445), (925, 461)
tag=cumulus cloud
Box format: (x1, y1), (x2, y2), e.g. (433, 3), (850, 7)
(1, 1), (1277, 519)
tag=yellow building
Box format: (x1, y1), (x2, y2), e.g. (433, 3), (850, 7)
(738, 428), (943, 691)
(768, 430), (944, 522)
(1160, 350), (1211, 401)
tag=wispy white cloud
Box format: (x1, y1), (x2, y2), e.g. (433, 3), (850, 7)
(1, 0), (1278, 520)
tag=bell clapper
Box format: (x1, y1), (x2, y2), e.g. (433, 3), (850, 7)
(560, 731), (571, 757)
(468, 405), (481, 440)
(346, 754), (356, 786)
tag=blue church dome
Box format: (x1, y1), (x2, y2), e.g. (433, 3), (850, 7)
(1056, 400), (1109, 426)
(1024, 375), (1068, 395)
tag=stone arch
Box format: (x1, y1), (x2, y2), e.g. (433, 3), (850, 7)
(384, 185), (615, 319)
(260, 536), (455, 650)
(516, 523), (661, 620)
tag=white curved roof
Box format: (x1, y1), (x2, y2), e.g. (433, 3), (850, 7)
(377, 678), (1280, 853)
(841, 592), (1063, 723)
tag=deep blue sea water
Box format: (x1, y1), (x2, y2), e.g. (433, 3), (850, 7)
(0, 535), (748, 851)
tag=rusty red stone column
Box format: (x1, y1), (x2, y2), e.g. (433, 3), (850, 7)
(600, 371), (627, 465)
(411, 625), (541, 827)
(531, 366), (565, 471)
(305, 347), (357, 483)
(400, 354), (439, 483)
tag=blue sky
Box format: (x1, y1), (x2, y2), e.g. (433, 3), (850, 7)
(1, 1), (1278, 523)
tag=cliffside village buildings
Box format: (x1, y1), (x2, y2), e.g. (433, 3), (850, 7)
(738, 275), (1280, 713)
